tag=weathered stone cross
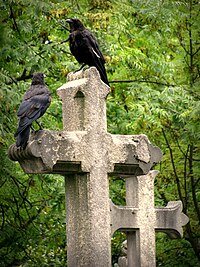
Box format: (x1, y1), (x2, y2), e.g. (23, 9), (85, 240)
(111, 171), (189, 267)
(9, 67), (189, 267)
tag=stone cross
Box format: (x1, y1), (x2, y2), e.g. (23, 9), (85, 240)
(8, 67), (189, 267)
(111, 171), (189, 267)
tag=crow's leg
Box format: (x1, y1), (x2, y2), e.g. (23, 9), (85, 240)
(35, 120), (43, 130)
(30, 124), (36, 134)
(73, 64), (87, 73)
(31, 128), (35, 134)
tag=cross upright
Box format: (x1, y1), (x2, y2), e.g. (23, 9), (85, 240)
(8, 67), (189, 267)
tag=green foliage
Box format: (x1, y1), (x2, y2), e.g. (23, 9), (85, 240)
(0, 165), (66, 266)
(0, 0), (200, 266)
(156, 233), (199, 267)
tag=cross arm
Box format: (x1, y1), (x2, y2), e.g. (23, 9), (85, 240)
(110, 200), (189, 238)
(8, 130), (86, 174)
(108, 134), (162, 176)
(155, 201), (189, 238)
(110, 201), (138, 235)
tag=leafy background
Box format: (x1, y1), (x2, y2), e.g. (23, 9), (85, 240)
(0, 0), (200, 266)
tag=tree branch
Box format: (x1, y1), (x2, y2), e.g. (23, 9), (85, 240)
(177, 28), (188, 55)
(6, 69), (33, 85)
(188, 144), (200, 223)
(0, 205), (5, 231)
(185, 221), (200, 261)
(109, 79), (176, 87)
(194, 177), (200, 188)
(9, 1), (20, 35)
(193, 45), (200, 57)
(162, 128), (184, 204)
(183, 145), (189, 213)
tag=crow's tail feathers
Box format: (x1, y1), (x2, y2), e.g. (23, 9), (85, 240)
(15, 125), (31, 149)
(95, 60), (109, 86)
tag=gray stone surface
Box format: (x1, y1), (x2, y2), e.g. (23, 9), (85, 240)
(8, 130), (161, 176)
(155, 200), (189, 238)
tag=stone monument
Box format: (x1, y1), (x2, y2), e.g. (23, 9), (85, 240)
(8, 67), (189, 267)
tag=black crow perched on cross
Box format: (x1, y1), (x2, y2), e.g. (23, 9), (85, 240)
(14, 72), (51, 149)
(66, 18), (109, 86)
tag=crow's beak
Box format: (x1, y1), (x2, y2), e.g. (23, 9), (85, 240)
(66, 19), (72, 23)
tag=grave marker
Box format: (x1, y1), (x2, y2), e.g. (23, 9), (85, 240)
(9, 67), (188, 267)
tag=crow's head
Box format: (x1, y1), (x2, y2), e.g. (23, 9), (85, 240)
(31, 72), (45, 85)
(66, 18), (84, 32)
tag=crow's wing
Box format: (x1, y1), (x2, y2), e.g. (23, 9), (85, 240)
(69, 29), (109, 85)
(23, 84), (50, 100)
(84, 32), (109, 85)
(15, 94), (51, 136)
(84, 31), (105, 63)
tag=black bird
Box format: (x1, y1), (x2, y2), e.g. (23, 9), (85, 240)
(14, 72), (51, 149)
(66, 18), (109, 86)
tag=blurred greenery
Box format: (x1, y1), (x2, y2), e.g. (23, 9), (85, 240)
(0, 0), (199, 266)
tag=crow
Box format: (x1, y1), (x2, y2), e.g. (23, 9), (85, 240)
(66, 18), (109, 86)
(14, 72), (51, 149)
